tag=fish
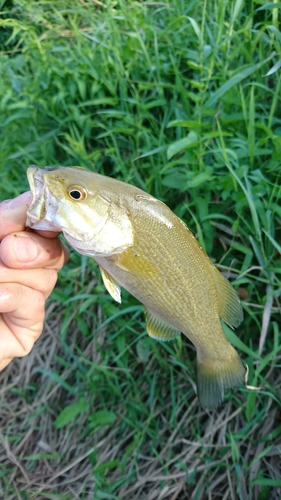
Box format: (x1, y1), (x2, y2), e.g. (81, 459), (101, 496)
(26, 165), (246, 409)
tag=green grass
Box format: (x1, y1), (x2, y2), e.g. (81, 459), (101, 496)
(0, 0), (281, 498)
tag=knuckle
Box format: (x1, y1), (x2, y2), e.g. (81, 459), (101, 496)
(35, 291), (46, 312)
(43, 269), (58, 296)
(0, 264), (10, 280)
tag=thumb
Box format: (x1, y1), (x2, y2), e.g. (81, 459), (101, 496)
(0, 232), (69, 270)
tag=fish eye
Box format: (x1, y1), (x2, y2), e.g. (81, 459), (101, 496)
(67, 185), (87, 201)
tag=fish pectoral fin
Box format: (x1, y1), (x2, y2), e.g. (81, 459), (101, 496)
(145, 308), (181, 341)
(211, 267), (244, 328)
(196, 345), (246, 410)
(114, 250), (157, 279)
(99, 266), (121, 303)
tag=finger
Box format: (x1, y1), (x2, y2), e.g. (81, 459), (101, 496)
(0, 358), (14, 371)
(0, 232), (69, 271)
(0, 192), (31, 238)
(0, 265), (59, 299)
(0, 283), (45, 361)
(0, 192), (59, 240)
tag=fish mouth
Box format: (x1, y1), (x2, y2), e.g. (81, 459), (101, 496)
(27, 165), (44, 196)
(26, 165), (61, 231)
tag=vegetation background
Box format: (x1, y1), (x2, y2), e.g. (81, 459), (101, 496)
(0, 0), (280, 498)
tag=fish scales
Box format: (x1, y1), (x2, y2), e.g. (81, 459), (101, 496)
(26, 165), (246, 410)
(96, 207), (221, 348)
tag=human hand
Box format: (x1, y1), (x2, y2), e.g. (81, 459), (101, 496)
(0, 192), (69, 370)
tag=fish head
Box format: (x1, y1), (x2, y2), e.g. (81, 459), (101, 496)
(26, 165), (134, 256)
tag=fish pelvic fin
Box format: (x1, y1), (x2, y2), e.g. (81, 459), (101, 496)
(197, 345), (246, 410)
(99, 266), (121, 303)
(211, 267), (243, 328)
(145, 308), (181, 341)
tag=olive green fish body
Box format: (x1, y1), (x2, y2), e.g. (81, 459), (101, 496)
(26, 166), (246, 409)
(95, 200), (226, 350)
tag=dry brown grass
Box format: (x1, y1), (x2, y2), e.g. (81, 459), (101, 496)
(1, 300), (281, 500)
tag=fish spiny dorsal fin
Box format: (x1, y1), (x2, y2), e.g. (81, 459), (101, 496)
(145, 308), (181, 341)
(210, 266), (243, 328)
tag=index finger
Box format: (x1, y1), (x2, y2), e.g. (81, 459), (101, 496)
(0, 192), (59, 240)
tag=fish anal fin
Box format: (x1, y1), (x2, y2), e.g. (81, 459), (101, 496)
(99, 266), (121, 303)
(197, 345), (246, 410)
(145, 308), (181, 341)
(114, 250), (157, 279)
(211, 267), (243, 328)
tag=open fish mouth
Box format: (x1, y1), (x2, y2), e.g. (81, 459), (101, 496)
(26, 166), (46, 222)
(28, 165), (45, 198)
(26, 165), (61, 231)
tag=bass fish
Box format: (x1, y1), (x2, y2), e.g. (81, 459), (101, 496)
(26, 165), (246, 409)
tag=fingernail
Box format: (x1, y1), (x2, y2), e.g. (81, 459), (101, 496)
(13, 235), (38, 262)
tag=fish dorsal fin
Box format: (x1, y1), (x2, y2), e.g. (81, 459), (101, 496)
(99, 266), (121, 303)
(145, 308), (181, 341)
(210, 266), (243, 328)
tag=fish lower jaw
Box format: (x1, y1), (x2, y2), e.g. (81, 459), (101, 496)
(26, 217), (62, 232)
(63, 234), (105, 258)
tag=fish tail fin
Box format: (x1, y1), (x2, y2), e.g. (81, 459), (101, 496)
(197, 346), (246, 410)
